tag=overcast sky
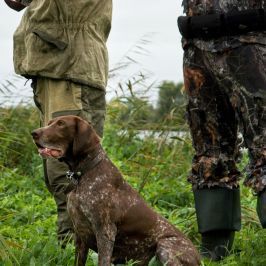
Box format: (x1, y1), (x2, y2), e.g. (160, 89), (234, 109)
(0, 0), (184, 102)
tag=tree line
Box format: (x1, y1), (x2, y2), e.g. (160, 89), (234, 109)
(109, 81), (187, 130)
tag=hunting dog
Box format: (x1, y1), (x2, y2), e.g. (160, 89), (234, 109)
(31, 115), (200, 266)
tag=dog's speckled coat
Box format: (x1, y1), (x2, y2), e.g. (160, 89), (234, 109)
(32, 115), (200, 266)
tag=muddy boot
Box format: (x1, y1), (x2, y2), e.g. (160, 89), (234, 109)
(193, 187), (241, 261)
(257, 189), (266, 228)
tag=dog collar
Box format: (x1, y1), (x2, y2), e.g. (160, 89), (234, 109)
(66, 147), (105, 185)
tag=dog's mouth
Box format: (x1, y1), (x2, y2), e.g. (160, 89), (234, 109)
(35, 143), (63, 159)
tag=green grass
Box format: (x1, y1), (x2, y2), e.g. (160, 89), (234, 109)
(0, 105), (265, 266)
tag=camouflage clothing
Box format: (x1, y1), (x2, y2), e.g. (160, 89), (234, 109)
(182, 1), (266, 193)
(19, 0), (32, 6)
(182, 0), (266, 16)
(182, 0), (266, 52)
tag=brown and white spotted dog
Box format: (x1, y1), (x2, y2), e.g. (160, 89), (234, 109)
(31, 115), (200, 266)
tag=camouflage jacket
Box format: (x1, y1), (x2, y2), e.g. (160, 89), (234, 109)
(14, 0), (112, 90)
(20, 0), (32, 5)
(181, 0), (266, 51)
(19, 0), (32, 5)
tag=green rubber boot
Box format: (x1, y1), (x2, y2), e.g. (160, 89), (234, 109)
(193, 187), (241, 261)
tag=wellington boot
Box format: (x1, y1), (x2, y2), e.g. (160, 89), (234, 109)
(193, 187), (241, 261)
(201, 230), (235, 261)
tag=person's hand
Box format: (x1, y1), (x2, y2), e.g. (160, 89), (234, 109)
(4, 0), (27, 12)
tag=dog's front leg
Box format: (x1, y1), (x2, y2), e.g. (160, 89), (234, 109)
(96, 224), (117, 266)
(74, 235), (89, 266)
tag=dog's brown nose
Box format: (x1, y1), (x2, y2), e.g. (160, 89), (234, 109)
(31, 130), (40, 140)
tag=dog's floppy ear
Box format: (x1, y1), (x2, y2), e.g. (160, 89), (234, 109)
(73, 117), (100, 158)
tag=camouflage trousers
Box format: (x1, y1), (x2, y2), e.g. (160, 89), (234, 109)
(32, 77), (106, 240)
(183, 44), (266, 193)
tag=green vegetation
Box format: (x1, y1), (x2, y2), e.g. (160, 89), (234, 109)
(0, 81), (265, 266)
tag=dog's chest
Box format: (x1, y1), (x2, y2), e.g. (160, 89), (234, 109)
(67, 175), (119, 230)
(67, 191), (94, 234)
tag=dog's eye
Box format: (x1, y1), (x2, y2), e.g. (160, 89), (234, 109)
(57, 120), (65, 127)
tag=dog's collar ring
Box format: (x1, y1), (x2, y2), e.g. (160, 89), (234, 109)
(66, 170), (80, 185)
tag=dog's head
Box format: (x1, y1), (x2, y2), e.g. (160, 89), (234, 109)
(31, 115), (100, 161)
